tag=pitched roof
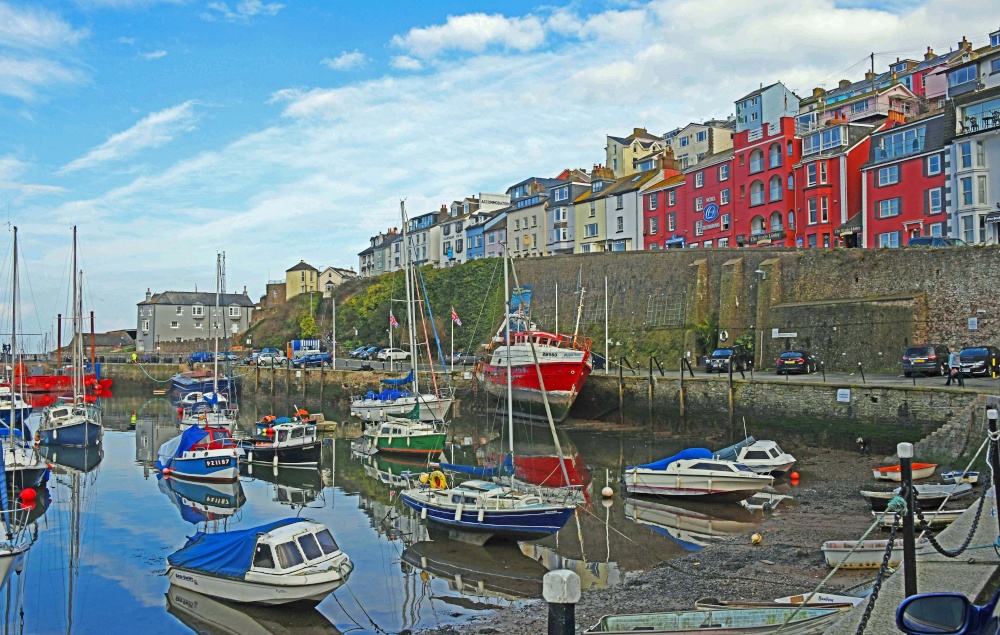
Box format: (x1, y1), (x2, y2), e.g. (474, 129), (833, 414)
(639, 172), (685, 194)
(139, 291), (255, 307)
(736, 82), (781, 103)
(683, 148), (735, 173)
(285, 260), (318, 273)
(865, 113), (947, 166)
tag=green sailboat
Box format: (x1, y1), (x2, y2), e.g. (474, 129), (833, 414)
(363, 404), (447, 456)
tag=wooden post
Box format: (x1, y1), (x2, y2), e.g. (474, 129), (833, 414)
(320, 364), (325, 401)
(678, 358), (685, 421)
(898, 442), (917, 598)
(286, 362), (290, 396)
(543, 570), (580, 635)
(728, 356), (735, 434)
(648, 358), (654, 426)
(255, 364), (260, 392)
(270, 366), (274, 396)
(618, 358), (625, 428)
(302, 366), (307, 398)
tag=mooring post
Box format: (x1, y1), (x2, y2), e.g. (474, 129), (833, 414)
(988, 409), (1000, 537)
(678, 358), (685, 420)
(543, 570), (580, 635)
(648, 357), (654, 426)
(728, 356), (735, 433)
(898, 441), (917, 598)
(858, 361), (866, 384)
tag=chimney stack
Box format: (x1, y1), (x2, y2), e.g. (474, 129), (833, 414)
(960, 37), (970, 51)
(633, 127), (647, 137)
(243, 285), (247, 294)
(925, 46), (935, 61)
(839, 79), (851, 89)
(146, 288), (151, 302)
(864, 71), (875, 82)
(813, 87), (824, 97)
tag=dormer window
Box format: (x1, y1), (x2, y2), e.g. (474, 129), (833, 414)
(593, 181), (604, 192)
(992, 31), (1000, 48)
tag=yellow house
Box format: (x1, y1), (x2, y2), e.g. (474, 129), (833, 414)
(285, 260), (319, 300)
(574, 167), (616, 253)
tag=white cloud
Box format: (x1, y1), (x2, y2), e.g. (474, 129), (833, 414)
(390, 55), (423, 71)
(0, 157), (66, 197)
(321, 50), (366, 71)
(203, 0), (283, 23)
(73, 0), (186, 7)
(141, 49), (167, 59)
(116, 36), (136, 44)
(60, 101), (199, 173)
(0, 57), (84, 100)
(0, 2), (88, 50)
(392, 13), (546, 59)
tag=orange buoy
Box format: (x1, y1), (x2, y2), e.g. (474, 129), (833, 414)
(162, 467), (171, 476)
(790, 471), (800, 480)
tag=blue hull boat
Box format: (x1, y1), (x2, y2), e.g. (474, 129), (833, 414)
(0, 407), (32, 430)
(168, 454), (239, 483)
(37, 419), (101, 447)
(172, 374), (231, 394)
(400, 489), (576, 541)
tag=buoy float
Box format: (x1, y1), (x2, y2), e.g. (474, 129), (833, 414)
(266, 427), (274, 437)
(751, 533), (763, 545)
(601, 486), (613, 498)
(790, 471), (800, 480)
(419, 473), (429, 484)
(162, 467), (171, 476)
(429, 470), (447, 489)
(18, 489), (35, 503)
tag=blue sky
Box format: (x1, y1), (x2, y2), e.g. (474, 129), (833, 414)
(1, 0), (997, 335)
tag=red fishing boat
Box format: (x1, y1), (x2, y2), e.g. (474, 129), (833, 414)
(476, 330), (592, 423)
(14, 362), (112, 393)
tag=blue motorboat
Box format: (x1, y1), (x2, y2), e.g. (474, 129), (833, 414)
(157, 426), (239, 483)
(36, 402), (102, 447)
(172, 371), (231, 394)
(0, 387), (31, 437)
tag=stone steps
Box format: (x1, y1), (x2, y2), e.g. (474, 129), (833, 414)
(914, 394), (988, 461)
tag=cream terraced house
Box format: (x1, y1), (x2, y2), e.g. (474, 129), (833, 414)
(506, 175), (564, 258)
(662, 119), (735, 170)
(574, 166), (617, 253)
(606, 128), (664, 178)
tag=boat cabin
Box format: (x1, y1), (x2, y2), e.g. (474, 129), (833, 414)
(253, 421), (316, 447)
(374, 420), (438, 438)
(190, 426), (239, 452)
(678, 460), (758, 474)
(739, 441), (787, 463)
(249, 520), (345, 575)
(444, 480), (544, 509)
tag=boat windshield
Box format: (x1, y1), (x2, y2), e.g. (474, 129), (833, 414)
(274, 541), (304, 568)
(252, 543), (275, 569)
(316, 529), (339, 554)
(734, 464), (757, 472)
(297, 533), (323, 561)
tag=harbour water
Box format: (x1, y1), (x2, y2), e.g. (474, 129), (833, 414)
(1, 391), (929, 634)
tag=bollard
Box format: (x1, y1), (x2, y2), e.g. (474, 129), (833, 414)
(898, 442), (917, 598)
(543, 570), (580, 635)
(989, 409), (1000, 538)
(821, 361), (825, 383)
(858, 361), (866, 384)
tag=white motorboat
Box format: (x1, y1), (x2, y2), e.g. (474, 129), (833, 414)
(179, 392), (228, 408)
(873, 508), (966, 529)
(167, 518), (353, 604)
(822, 538), (929, 569)
(350, 392), (453, 423)
(862, 483), (973, 511)
(624, 448), (773, 501)
(715, 440), (796, 476)
(941, 470), (980, 485)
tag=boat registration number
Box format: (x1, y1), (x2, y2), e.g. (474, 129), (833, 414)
(205, 458), (230, 468)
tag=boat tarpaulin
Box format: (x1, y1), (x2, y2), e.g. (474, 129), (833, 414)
(380, 371), (414, 386)
(364, 389), (411, 401)
(156, 426), (208, 470)
(631, 448), (713, 471)
(440, 454), (513, 478)
(167, 518), (303, 580)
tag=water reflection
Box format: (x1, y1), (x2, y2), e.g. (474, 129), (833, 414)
(159, 478), (246, 526)
(166, 585), (344, 635)
(239, 463), (324, 509)
(625, 496), (761, 551)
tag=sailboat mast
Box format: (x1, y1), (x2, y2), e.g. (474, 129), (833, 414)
(72, 227), (79, 401)
(400, 202), (418, 392)
(9, 227), (16, 440)
(502, 245), (514, 456)
(213, 253), (220, 395)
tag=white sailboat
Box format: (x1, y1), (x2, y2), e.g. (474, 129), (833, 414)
(180, 253), (237, 431)
(37, 227), (103, 447)
(352, 201), (453, 423)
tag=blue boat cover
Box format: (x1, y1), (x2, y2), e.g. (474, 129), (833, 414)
(156, 427), (208, 470)
(380, 371), (414, 386)
(364, 389), (412, 401)
(441, 454), (513, 478)
(630, 447), (713, 471)
(167, 518), (304, 580)
(714, 436), (756, 462)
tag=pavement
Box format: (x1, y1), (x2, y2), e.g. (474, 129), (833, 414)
(825, 486), (1000, 635)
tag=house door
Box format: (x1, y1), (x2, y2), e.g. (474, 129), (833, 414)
(908, 226), (921, 240)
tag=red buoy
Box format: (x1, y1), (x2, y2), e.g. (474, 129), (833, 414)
(162, 467), (171, 476)
(18, 488), (35, 503)
(266, 427), (274, 437)
(790, 471), (800, 480)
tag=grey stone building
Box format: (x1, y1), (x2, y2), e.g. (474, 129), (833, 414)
(136, 289), (255, 352)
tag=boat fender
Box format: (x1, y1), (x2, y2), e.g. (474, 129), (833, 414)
(477, 508), (485, 522)
(454, 504), (463, 521)
(421, 506), (427, 520)
(273, 454), (279, 467)
(407, 436), (410, 446)
(429, 471), (447, 489)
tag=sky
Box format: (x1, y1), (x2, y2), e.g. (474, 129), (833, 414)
(1, 0), (999, 337)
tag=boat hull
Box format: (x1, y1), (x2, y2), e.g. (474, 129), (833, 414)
(351, 395), (452, 422)
(37, 420), (102, 447)
(6, 465), (47, 490)
(822, 538), (929, 569)
(371, 433), (446, 456)
(244, 441), (321, 466)
(477, 360), (590, 423)
(872, 464), (936, 482)
(173, 376), (231, 394)
(587, 607), (842, 635)
(624, 469), (771, 502)
(400, 491), (576, 541)
(168, 454), (239, 483)
(167, 558), (353, 605)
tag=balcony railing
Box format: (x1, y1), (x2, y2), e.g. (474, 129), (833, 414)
(749, 159), (765, 174)
(958, 111), (1000, 136)
(750, 191), (764, 206)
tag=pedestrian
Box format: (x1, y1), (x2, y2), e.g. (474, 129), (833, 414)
(131, 352), (137, 364)
(856, 437), (870, 457)
(946, 346), (964, 387)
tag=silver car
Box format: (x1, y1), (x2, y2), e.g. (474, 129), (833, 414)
(256, 352), (288, 367)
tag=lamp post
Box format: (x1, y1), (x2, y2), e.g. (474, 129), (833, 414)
(331, 296), (337, 370)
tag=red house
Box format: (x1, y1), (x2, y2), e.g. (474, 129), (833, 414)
(679, 150), (736, 248)
(791, 121), (881, 248)
(733, 117), (800, 248)
(861, 113), (946, 247)
(641, 173), (685, 249)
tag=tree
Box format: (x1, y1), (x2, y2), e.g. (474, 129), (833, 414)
(299, 314), (319, 338)
(693, 314), (720, 356)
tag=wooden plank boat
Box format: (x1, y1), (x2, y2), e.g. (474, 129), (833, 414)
(773, 593), (864, 608)
(873, 508), (966, 530)
(695, 598), (857, 612)
(872, 463), (937, 482)
(821, 538), (929, 569)
(941, 470), (980, 485)
(862, 483), (972, 511)
(586, 606), (842, 635)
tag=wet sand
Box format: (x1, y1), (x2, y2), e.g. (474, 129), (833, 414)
(423, 448), (901, 635)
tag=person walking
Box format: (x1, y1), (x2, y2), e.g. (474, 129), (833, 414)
(946, 347), (964, 387)
(131, 352), (138, 365)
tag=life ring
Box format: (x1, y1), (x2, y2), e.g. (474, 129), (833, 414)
(428, 470), (447, 490)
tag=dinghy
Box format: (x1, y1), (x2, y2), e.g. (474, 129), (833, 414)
(941, 470), (979, 485)
(586, 606), (842, 635)
(166, 518), (353, 604)
(822, 538), (929, 569)
(872, 463), (937, 482)
(862, 483), (973, 511)
(873, 508), (965, 529)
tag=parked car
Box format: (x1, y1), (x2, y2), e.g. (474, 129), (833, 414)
(705, 347), (752, 373)
(378, 348), (411, 362)
(242, 352), (260, 366)
(348, 346), (368, 359)
(902, 344), (950, 377)
(360, 346), (383, 360)
(446, 351), (479, 366)
(261, 347), (282, 356)
(906, 237), (968, 247)
(188, 351), (214, 363)
(958, 346), (1000, 378)
(292, 352), (333, 368)
(775, 350), (817, 374)
(590, 352), (606, 370)
(256, 351), (288, 367)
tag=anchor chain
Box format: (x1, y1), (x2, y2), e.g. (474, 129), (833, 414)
(916, 444), (994, 558)
(855, 518), (900, 635)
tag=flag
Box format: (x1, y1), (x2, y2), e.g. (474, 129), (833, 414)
(389, 311), (398, 329)
(451, 307), (462, 326)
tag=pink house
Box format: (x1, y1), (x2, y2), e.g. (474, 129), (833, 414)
(482, 212), (507, 258)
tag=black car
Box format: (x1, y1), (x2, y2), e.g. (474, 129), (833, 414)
(775, 350), (817, 374)
(902, 344), (950, 377)
(705, 347), (752, 373)
(360, 347), (384, 361)
(958, 346), (1000, 378)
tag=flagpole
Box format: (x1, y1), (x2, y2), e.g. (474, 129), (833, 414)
(450, 309), (454, 374)
(389, 316), (393, 372)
